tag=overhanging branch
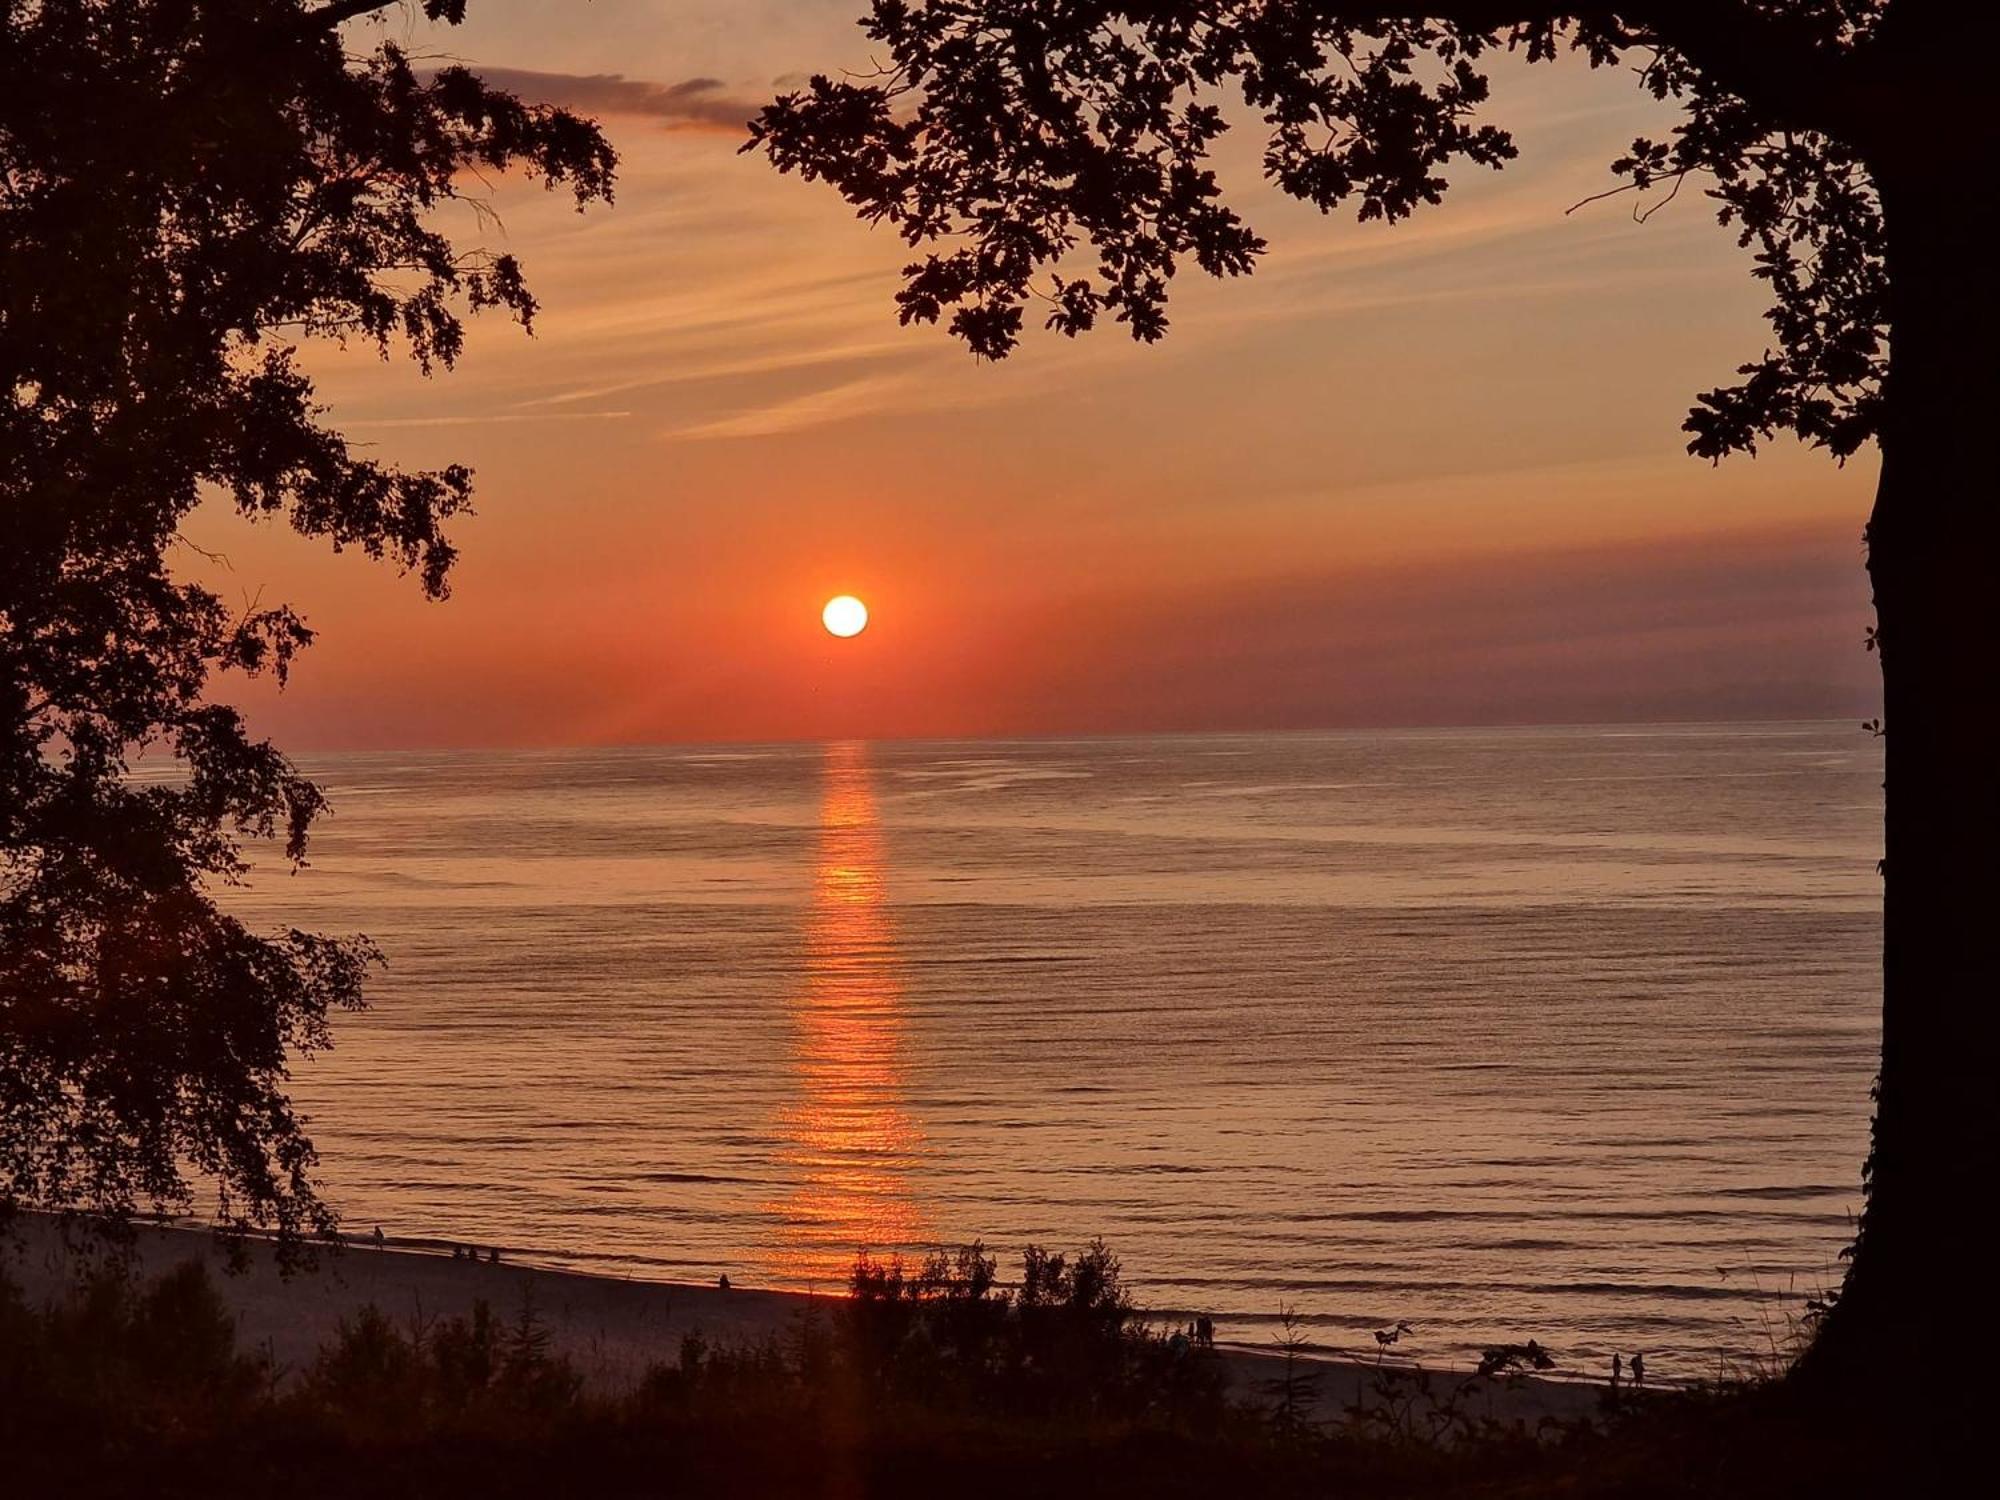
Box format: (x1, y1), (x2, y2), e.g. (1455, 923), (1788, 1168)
(1286, 3), (1866, 137)
(301, 0), (402, 30)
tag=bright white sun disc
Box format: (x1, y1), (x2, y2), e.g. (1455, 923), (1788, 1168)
(822, 595), (869, 638)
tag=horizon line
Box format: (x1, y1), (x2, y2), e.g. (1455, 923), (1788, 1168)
(245, 713), (1878, 761)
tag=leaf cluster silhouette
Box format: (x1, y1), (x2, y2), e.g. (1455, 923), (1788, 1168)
(0, 1), (613, 1246)
(752, 2), (1887, 460)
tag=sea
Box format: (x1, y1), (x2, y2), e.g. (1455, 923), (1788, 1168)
(223, 722), (1883, 1381)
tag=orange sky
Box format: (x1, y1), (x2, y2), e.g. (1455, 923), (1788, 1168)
(197, 2), (1880, 748)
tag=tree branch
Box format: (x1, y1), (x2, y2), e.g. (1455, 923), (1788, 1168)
(301, 0), (402, 30)
(301, 0), (473, 34)
(1630, 0), (1868, 137)
(1279, 4), (1865, 136)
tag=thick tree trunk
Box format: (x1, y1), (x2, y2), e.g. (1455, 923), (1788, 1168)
(1808, 161), (2000, 1402)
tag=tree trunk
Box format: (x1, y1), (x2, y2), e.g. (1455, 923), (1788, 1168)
(1808, 158), (2000, 1404)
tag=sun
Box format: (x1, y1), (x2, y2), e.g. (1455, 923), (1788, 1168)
(822, 595), (869, 638)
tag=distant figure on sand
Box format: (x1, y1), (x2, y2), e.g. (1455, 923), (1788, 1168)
(487, 1246), (500, 1264)
(371, 1225), (385, 1250)
(1630, 1352), (1646, 1388)
(718, 1273), (731, 1291)
(452, 1244), (463, 1261)
(1610, 1352), (1622, 1390)
(1195, 1315), (1214, 1349)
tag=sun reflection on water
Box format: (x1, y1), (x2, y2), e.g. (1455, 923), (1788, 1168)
(768, 741), (927, 1285)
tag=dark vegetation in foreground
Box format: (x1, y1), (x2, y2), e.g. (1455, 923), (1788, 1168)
(0, 1244), (1911, 1498)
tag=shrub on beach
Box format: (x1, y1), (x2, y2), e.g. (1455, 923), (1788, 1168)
(0, 1258), (266, 1437)
(635, 1240), (1229, 1438)
(0, 1248), (1907, 1498)
(0, 1256), (584, 1461)
(298, 1294), (584, 1437)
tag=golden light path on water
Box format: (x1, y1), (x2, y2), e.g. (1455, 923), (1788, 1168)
(767, 741), (928, 1281)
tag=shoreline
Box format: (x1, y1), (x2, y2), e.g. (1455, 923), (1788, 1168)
(2, 1214), (1607, 1426)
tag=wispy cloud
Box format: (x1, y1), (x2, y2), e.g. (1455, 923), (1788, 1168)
(661, 374), (931, 441)
(344, 410), (633, 428)
(512, 337), (912, 409)
(471, 68), (762, 135)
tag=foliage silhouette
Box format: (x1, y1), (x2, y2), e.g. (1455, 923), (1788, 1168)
(1261, 1305), (1322, 1443)
(0, 2), (613, 1249)
(0, 1250), (1929, 1497)
(752, 0), (1996, 1399)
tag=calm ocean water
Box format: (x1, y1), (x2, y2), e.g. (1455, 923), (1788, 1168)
(226, 724), (1881, 1379)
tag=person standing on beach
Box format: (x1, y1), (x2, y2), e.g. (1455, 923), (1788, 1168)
(1630, 1352), (1646, 1389)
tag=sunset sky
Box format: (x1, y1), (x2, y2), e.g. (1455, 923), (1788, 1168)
(201, 0), (1880, 748)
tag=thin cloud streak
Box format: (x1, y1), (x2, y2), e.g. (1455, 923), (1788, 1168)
(662, 373), (953, 441)
(345, 410), (635, 428)
(464, 67), (763, 134)
(513, 336), (913, 409)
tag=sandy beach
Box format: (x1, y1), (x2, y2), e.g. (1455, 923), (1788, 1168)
(3, 1214), (1605, 1428)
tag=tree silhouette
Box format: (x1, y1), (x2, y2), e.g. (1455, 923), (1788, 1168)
(753, 2), (1993, 1387)
(0, 1), (612, 1250)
